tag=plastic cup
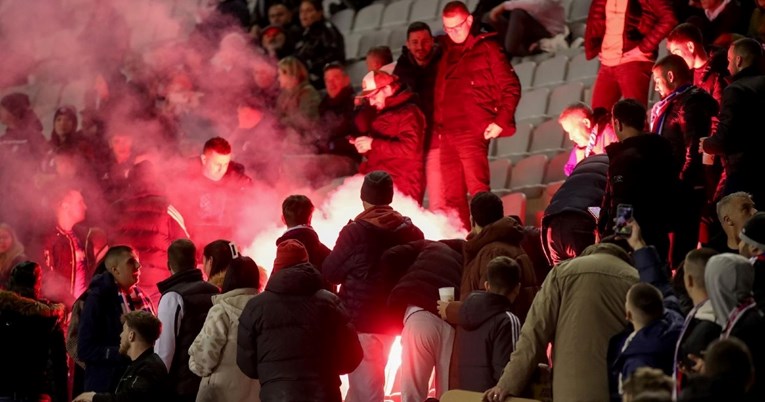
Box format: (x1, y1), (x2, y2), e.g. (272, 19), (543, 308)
(438, 287), (455, 302)
(700, 137), (714, 165)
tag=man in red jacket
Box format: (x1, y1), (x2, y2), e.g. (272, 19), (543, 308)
(433, 1), (521, 229)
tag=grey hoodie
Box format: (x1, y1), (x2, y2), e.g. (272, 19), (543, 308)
(704, 253), (754, 327)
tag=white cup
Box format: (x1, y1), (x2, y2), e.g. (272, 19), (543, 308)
(438, 287), (455, 302)
(700, 137), (714, 165)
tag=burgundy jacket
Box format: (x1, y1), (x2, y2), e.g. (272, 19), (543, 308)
(585, 0), (677, 60)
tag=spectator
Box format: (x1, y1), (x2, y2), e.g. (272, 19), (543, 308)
(702, 39), (765, 207)
(710, 192), (758, 253)
(440, 192), (537, 324)
(78, 246), (155, 393)
(0, 223), (26, 288)
(650, 54), (719, 267)
(72, 311), (170, 402)
(382, 239), (463, 402)
(485, 243), (639, 402)
(585, 0), (677, 110)
(203, 239), (238, 287)
(739, 212), (765, 308)
(317, 63), (360, 168)
(485, 0), (566, 56)
(294, 0), (346, 89)
(366, 46), (395, 72)
(434, 1), (521, 229)
(276, 56), (321, 138)
(0, 92), (47, 159)
(260, 25), (293, 60)
(393, 22), (444, 211)
(609, 283), (682, 400)
(323, 171), (424, 402)
(750, 0), (765, 43)
(252, 0), (300, 29)
(229, 97), (281, 185)
(542, 154), (609, 266)
(622, 367), (674, 402)
(666, 23), (729, 107)
(458, 257), (522, 392)
(111, 161), (190, 305)
(600, 99), (678, 262)
(100, 129), (137, 203)
(558, 103), (618, 176)
(155, 239), (219, 402)
(189, 257), (262, 402)
(251, 59), (280, 107)
(276, 195), (331, 272)
(238, 241), (363, 402)
(267, 2), (302, 46)
(680, 338), (755, 401)
(687, 0), (744, 46)
(48, 105), (92, 160)
(673, 249), (722, 396)
(353, 71), (426, 202)
(0, 262), (67, 402)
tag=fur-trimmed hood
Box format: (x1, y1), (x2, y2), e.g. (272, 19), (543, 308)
(0, 290), (65, 323)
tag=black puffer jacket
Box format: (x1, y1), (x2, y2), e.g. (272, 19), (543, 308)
(237, 263), (362, 402)
(394, 45), (442, 149)
(294, 19), (345, 89)
(0, 290), (67, 402)
(383, 239), (463, 319)
(543, 154), (609, 226)
(434, 32), (521, 136)
(317, 86), (361, 161)
(323, 206), (424, 334)
(93, 348), (170, 402)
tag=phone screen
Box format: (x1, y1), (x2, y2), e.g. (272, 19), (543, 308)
(614, 204), (633, 235)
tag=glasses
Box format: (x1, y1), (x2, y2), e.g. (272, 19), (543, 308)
(443, 17), (469, 34)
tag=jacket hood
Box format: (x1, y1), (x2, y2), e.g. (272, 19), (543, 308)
(465, 217), (525, 258)
(213, 287), (257, 316)
(693, 299), (717, 323)
(265, 262), (323, 295)
(705, 253), (754, 326)
(459, 291), (513, 331)
(0, 290), (65, 322)
(355, 205), (411, 232)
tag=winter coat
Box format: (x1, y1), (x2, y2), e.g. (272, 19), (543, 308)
(0, 290), (67, 402)
(276, 81), (321, 135)
(237, 263), (363, 402)
(393, 45), (442, 149)
(608, 313), (683, 401)
(694, 50), (729, 107)
(276, 226), (331, 272)
(383, 239), (463, 319)
(359, 89), (426, 202)
(653, 85), (719, 189)
(544, 154), (609, 229)
(323, 206), (424, 334)
(92, 349), (170, 402)
(78, 272), (132, 392)
(189, 288), (260, 402)
(317, 86), (360, 160)
(690, 0), (743, 45)
(585, 0), (677, 60)
(674, 300), (721, 393)
(447, 217), (538, 323)
(458, 291), (521, 393)
(294, 19), (346, 89)
(433, 32), (521, 137)
(39, 225), (98, 309)
(497, 253), (639, 402)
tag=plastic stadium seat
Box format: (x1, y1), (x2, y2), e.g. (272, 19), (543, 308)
(547, 81), (584, 116)
(569, 21), (587, 40)
(410, 0), (439, 22)
(529, 119), (566, 157)
(534, 180), (565, 226)
(508, 154), (548, 198)
(544, 152), (569, 183)
(347, 60), (368, 87)
(567, 52), (599, 84)
(568, 0), (592, 22)
(358, 31), (392, 58)
(388, 27), (408, 54)
(532, 55), (568, 88)
(492, 123), (532, 163)
(516, 88), (550, 122)
(352, 3), (385, 32)
(331, 8), (355, 34)
(501, 192), (527, 222)
(490, 158), (512, 190)
(513, 61), (536, 90)
(59, 79), (92, 110)
(381, 0), (412, 28)
(467, 0), (481, 12)
(345, 32), (362, 60)
(584, 86), (593, 104)
(658, 38), (669, 60)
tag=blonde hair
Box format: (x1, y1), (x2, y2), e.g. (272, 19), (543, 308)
(278, 56), (309, 84)
(0, 223), (25, 277)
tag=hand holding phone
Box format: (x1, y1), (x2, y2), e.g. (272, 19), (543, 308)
(614, 204), (633, 236)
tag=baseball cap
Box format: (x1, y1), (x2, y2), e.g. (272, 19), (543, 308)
(359, 70), (398, 97)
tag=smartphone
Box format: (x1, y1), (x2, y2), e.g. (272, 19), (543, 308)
(614, 204), (633, 236)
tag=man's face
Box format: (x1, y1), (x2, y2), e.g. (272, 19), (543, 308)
(299, 1), (321, 28)
(726, 197), (758, 234)
(560, 115), (591, 147)
(61, 190), (87, 224)
(324, 68), (350, 99)
(407, 29), (434, 65)
(201, 151), (231, 182)
(443, 13), (472, 44)
(0, 229), (12, 254)
(700, 0), (723, 10)
(366, 56), (385, 72)
(667, 41), (695, 69)
(269, 4), (292, 27)
(54, 114), (76, 136)
(262, 31), (286, 51)
(253, 64), (277, 89)
(652, 68), (674, 99)
(368, 86), (390, 110)
(118, 322), (131, 355)
(112, 252), (141, 290)
(727, 46), (740, 76)
(110, 134), (133, 163)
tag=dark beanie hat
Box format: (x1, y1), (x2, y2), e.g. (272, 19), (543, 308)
(361, 171), (394, 206)
(273, 239), (309, 274)
(9, 261), (42, 299)
(470, 191), (505, 227)
(741, 212), (765, 250)
(54, 105), (79, 128)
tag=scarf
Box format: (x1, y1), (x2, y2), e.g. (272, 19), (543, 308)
(649, 84), (693, 134)
(119, 286), (155, 315)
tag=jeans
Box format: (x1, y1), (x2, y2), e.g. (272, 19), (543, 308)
(400, 308), (454, 402)
(489, 9), (552, 56)
(591, 61), (653, 112)
(345, 333), (396, 402)
(439, 132), (491, 229)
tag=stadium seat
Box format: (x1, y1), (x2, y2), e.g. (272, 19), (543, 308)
(568, 0), (591, 22)
(33, 83), (63, 109)
(347, 60), (368, 86)
(358, 31), (392, 57)
(345, 32), (362, 60)
(584, 86), (593, 104)
(490, 158), (512, 190)
(515, 87), (550, 122)
(534, 179), (566, 226)
(544, 152), (569, 183)
(508, 154), (548, 198)
(501, 192), (527, 222)
(352, 3), (385, 33)
(467, 0), (480, 12)
(529, 119), (566, 157)
(658, 38), (669, 60)
(388, 27), (408, 54)
(59, 78), (91, 110)
(410, 0), (439, 22)
(532, 55), (568, 88)
(569, 21), (587, 40)
(331, 8), (355, 34)
(567, 52), (599, 85)
(492, 123), (532, 163)
(513, 61), (536, 90)
(381, 0), (413, 28)
(547, 81), (584, 116)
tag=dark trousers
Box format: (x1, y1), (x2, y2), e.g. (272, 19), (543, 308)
(543, 212), (597, 266)
(591, 61), (653, 111)
(489, 9), (552, 56)
(670, 186), (706, 269)
(439, 132), (491, 229)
